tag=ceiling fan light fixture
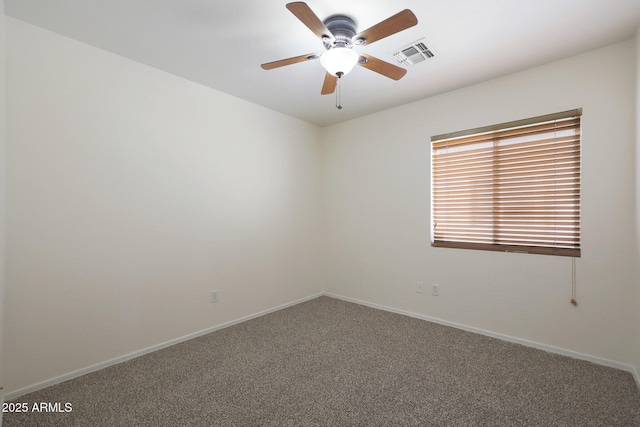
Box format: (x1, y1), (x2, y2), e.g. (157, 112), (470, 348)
(320, 47), (359, 77)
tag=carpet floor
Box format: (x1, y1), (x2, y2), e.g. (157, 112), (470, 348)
(4, 296), (640, 426)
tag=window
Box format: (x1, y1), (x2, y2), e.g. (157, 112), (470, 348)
(431, 109), (581, 257)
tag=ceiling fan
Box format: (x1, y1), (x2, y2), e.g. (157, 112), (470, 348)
(261, 2), (418, 97)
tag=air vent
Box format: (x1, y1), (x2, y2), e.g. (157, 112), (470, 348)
(392, 38), (437, 67)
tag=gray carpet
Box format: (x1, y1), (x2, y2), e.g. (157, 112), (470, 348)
(4, 296), (640, 426)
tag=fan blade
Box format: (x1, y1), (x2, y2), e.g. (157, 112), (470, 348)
(354, 9), (417, 46)
(321, 73), (338, 95)
(286, 2), (334, 41)
(261, 53), (320, 70)
(358, 54), (407, 80)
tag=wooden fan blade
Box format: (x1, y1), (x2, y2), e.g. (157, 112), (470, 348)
(358, 54), (407, 80)
(261, 53), (320, 70)
(321, 73), (338, 95)
(286, 2), (334, 41)
(354, 9), (417, 46)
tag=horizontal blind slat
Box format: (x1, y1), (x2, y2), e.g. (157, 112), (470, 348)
(432, 118), (580, 150)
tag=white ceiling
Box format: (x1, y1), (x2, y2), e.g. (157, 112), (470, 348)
(4, 0), (640, 127)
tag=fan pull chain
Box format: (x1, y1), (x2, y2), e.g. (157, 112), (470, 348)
(336, 72), (343, 110)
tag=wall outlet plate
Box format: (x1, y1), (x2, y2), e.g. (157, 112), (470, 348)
(210, 290), (219, 303)
(431, 285), (440, 296)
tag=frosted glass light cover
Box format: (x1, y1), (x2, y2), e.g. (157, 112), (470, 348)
(320, 47), (359, 76)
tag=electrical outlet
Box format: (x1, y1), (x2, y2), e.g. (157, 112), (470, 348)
(210, 290), (219, 303)
(416, 281), (424, 293)
(431, 285), (440, 296)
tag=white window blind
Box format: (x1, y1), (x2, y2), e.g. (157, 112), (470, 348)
(431, 109), (581, 257)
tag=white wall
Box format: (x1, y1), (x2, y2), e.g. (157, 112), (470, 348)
(0, 0), (7, 413)
(635, 28), (640, 382)
(4, 18), (324, 394)
(323, 39), (639, 368)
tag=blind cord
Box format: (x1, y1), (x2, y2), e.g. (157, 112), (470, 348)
(571, 257), (577, 306)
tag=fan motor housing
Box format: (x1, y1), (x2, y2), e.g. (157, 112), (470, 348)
(323, 15), (357, 49)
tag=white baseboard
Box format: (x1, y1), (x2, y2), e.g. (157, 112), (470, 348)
(5, 292), (323, 401)
(324, 292), (640, 386)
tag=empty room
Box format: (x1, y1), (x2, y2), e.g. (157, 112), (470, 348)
(1, 0), (640, 425)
